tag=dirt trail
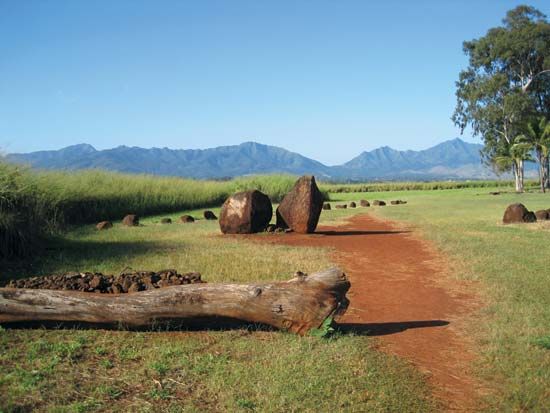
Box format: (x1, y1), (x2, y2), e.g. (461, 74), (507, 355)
(257, 213), (481, 411)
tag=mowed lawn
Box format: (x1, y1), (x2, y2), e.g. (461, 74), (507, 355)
(330, 188), (550, 412)
(0, 207), (433, 412)
(1, 188), (549, 412)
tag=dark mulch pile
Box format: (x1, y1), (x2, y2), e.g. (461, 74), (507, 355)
(6, 269), (205, 293)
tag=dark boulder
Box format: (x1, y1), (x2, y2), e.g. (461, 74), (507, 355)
(335, 204), (347, 209)
(180, 215), (195, 223)
(359, 200), (370, 207)
(502, 203), (537, 224)
(390, 200), (407, 205)
(535, 210), (549, 220)
(323, 203), (331, 210)
(275, 176), (324, 233)
(372, 200), (386, 206)
(122, 214), (139, 226)
(219, 190), (273, 234)
(160, 218), (172, 224)
(349, 202), (356, 208)
(96, 221), (113, 230)
(203, 210), (218, 220)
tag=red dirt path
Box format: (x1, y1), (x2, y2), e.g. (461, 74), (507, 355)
(257, 213), (481, 411)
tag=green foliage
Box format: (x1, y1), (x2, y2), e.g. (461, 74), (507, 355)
(453, 5), (550, 186)
(532, 336), (550, 350)
(309, 317), (335, 338)
(320, 179), (537, 193)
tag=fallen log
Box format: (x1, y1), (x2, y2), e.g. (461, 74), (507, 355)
(0, 268), (350, 335)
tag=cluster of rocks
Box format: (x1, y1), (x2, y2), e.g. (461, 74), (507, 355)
(325, 199), (406, 209)
(96, 210), (218, 230)
(6, 269), (204, 293)
(219, 176), (324, 234)
(503, 203), (550, 224)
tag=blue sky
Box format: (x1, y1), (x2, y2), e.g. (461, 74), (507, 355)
(1, 1), (548, 164)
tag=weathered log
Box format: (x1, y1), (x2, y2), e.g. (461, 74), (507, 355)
(0, 268), (350, 335)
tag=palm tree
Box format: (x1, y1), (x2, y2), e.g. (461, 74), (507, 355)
(516, 117), (550, 192)
(494, 138), (533, 193)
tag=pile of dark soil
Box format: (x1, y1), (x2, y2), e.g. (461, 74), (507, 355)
(6, 269), (204, 293)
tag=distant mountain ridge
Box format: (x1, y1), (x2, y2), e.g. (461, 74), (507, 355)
(6, 138), (519, 180)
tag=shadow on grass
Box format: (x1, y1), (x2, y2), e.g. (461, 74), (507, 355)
(1, 319), (449, 337)
(337, 320), (449, 336)
(0, 237), (178, 283)
(315, 230), (410, 236)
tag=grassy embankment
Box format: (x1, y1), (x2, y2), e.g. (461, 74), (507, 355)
(330, 189), (550, 412)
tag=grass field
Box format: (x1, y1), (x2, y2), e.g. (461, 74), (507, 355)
(1, 183), (550, 412)
(0, 207), (434, 412)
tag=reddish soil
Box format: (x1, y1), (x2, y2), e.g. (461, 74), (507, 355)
(257, 213), (482, 411)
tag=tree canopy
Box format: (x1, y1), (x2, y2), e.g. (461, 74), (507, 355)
(453, 5), (550, 191)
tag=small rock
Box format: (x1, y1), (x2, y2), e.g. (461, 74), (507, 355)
(180, 215), (195, 223)
(203, 210), (217, 220)
(160, 218), (172, 224)
(322, 203), (331, 210)
(535, 210), (549, 220)
(349, 202), (356, 208)
(359, 200), (370, 207)
(127, 282), (141, 293)
(503, 203), (537, 224)
(122, 214), (139, 226)
(96, 221), (113, 230)
(372, 200), (386, 206)
(335, 204), (347, 209)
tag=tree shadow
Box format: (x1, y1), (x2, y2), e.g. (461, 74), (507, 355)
(0, 238), (179, 283)
(314, 230), (410, 236)
(337, 320), (449, 336)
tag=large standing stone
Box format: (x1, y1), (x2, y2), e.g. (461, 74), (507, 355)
(219, 190), (273, 234)
(275, 176), (324, 233)
(502, 203), (537, 224)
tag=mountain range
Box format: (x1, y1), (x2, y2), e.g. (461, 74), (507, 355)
(6, 138), (520, 180)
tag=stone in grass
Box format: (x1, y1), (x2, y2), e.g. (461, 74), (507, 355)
(502, 203), (537, 224)
(122, 214), (139, 226)
(203, 210), (218, 220)
(372, 200), (386, 206)
(360, 200), (370, 207)
(160, 218), (172, 224)
(180, 215), (195, 223)
(219, 190), (273, 234)
(534, 210), (549, 220)
(276, 176), (324, 234)
(390, 200), (407, 205)
(96, 221), (113, 230)
(335, 204), (347, 209)
(323, 203), (331, 210)
(349, 202), (356, 208)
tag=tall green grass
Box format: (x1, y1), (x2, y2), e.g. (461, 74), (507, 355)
(319, 179), (538, 193)
(0, 165), (303, 258)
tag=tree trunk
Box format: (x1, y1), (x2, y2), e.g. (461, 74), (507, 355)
(537, 152), (546, 193)
(0, 268), (350, 335)
(518, 159), (525, 193)
(513, 161), (524, 193)
(545, 157), (550, 190)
